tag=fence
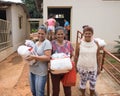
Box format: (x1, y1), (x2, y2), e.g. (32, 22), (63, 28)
(101, 49), (120, 85)
(0, 19), (12, 51)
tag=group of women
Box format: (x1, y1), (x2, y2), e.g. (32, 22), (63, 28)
(26, 25), (101, 96)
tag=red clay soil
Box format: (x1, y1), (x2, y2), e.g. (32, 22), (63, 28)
(0, 52), (120, 96)
(0, 52), (32, 96)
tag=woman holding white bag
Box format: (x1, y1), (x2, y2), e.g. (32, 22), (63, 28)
(26, 25), (52, 96)
(51, 26), (74, 96)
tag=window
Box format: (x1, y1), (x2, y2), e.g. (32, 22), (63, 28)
(0, 19), (12, 51)
(0, 10), (6, 20)
(30, 21), (39, 33)
(55, 14), (64, 18)
(19, 16), (23, 29)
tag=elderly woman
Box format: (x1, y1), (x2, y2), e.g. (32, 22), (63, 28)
(26, 25), (52, 96)
(51, 26), (74, 96)
(76, 27), (101, 96)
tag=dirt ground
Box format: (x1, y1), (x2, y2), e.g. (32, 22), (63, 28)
(0, 52), (32, 96)
(0, 52), (120, 96)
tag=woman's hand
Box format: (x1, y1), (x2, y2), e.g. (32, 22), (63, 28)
(25, 55), (35, 61)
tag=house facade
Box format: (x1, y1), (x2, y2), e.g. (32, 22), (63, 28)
(0, 1), (30, 61)
(43, 0), (120, 52)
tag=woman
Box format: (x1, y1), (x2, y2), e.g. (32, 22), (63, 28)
(51, 26), (74, 96)
(64, 19), (70, 40)
(46, 14), (56, 40)
(26, 25), (52, 96)
(76, 27), (101, 96)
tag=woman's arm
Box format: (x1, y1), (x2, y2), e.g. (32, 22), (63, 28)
(97, 48), (101, 68)
(96, 42), (101, 74)
(26, 49), (52, 62)
(74, 43), (80, 65)
(70, 51), (74, 61)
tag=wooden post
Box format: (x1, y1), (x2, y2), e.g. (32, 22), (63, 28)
(101, 49), (105, 71)
(47, 70), (50, 96)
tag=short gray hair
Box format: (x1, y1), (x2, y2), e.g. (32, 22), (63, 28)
(38, 25), (47, 33)
(55, 26), (65, 34)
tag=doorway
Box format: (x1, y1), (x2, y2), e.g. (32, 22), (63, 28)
(48, 8), (71, 40)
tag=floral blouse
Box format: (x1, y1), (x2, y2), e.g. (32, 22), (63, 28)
(51, 40), (74, 56)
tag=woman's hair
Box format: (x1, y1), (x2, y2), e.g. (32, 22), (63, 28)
(83, 26), (94, 34)
(49, 14), (55, 18)
(82, 25), (89, 29)
(38, 25), (47, 33)
(55, 26), (65, 35)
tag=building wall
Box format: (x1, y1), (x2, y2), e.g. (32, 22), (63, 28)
(43, 0), (120, 52)
(0, 4), (28, 62)
(11, 4), (28, 51)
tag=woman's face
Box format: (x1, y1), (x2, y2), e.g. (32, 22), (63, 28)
(83, 31), (93, 42)
(37, 29), (46, 41)
(55, 29), (65, 42)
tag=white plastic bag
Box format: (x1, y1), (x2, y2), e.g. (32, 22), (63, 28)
(51, 52), (68, 59)
(25, 40), (35, 49)
(50, 53), (72, 74)
(50, 58), (72, 70)
(17, 45), (36, 65)
(94, 38), (106, 47)
(17, 45), (31, 58)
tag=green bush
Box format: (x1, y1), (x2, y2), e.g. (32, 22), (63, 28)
(114, 36), (120, 53)
(31, 29), (37, 33)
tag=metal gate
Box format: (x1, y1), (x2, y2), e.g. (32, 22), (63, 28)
(0, 19), (12, 51)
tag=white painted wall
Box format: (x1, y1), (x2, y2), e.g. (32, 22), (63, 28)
(0, 4), (28, 62)
(0, 7), (14, 62)
(43, 0), (120, 52)
(11, 4), (28, 50)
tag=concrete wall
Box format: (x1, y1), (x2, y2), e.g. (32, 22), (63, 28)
(43, 0), (120, 52)
(11, 4), (28, 51)
(0, 4), (28, 62)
